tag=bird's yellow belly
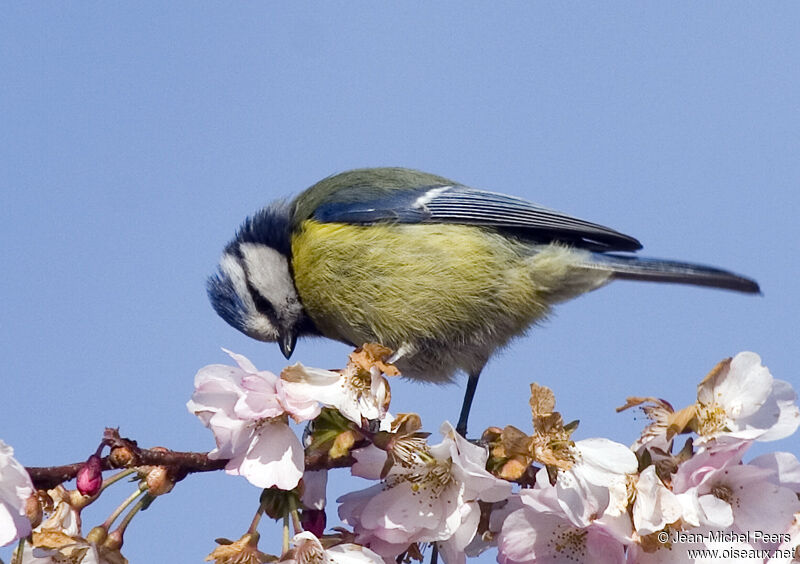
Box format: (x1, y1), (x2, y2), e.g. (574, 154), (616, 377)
(292, 220), (578, 346)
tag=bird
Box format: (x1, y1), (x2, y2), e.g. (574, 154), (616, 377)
(207, 167), (760, 435)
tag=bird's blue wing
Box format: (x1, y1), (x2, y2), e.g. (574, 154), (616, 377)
(313, 184), (642, 252)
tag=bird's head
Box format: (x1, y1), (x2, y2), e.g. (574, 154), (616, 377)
(207, 203), (304, 358)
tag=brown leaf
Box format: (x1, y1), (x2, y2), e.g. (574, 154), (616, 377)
(666, 404), (698, 440)
(697, 357), (733, 392)
(529, 383), (556, 418)
(391, 413), (423, 435)
(351, 343), (401, 377)
(498, 458), (529, 481)
(616, 396), (672, 413)
(534, 412), (565, 436)
(500, 425), (532, 456)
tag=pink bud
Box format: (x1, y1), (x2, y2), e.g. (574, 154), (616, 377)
(300, 509), (326, 537)
(77, 454), (103, 496)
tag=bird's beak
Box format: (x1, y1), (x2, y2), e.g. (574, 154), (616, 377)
(278, 329), (297, 359)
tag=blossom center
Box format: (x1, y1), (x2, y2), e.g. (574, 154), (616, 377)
(295, 540), (326, 564)
(344, 369), (372, 394)
(392, 437), (435, 469)
(696, 403), (728, 436)
(412, 459), (453, 495)
(548, 525), (588, 561)
(711, 483), (734, 505)
(389, 457), (454, 498)
(254, 414), (288, 429)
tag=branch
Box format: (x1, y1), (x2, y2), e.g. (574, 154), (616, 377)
(24, 427), (359, 490)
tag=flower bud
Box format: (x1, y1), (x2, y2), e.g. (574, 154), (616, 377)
(24, 492), (43, 529)
(77, 454), (103, 496)
(87, 525), (109, 544)
(104, 529), (124, 550)
(145, 466), (174, 496)
(108, 445), (135, 468)
(328, 430), (356, 459)
(300, 509), (326, 537)
(260, 487), (300, 520)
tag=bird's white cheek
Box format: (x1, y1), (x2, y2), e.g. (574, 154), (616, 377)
(219, 253), (257, 311)
(240, 244), (295, 298)
(245, 316), (281, 342)
(239, 243), (304, 326)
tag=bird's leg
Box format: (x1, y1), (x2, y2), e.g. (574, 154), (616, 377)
(456, 367), (483, 437)
(429, 542), (439, 564)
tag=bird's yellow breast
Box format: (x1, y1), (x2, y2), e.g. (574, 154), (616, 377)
(290, 219), (595, 351)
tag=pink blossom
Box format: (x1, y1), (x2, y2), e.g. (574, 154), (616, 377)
(187, 349), (320, 490)
(750, 451), (800, 493)
(497, 501), (626, 564)
(670, 438), (750, 495)
(337, 422), (511, 563)
(673, 448), (800, 532)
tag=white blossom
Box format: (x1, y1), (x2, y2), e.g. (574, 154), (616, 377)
(632, 466), (682, 536)
(285, 531), (383, 564)
(542, 438), (637, 527)
(695, 352), (799, 443)
(281, 363), (390, 425)
(0, 439), (34, 547)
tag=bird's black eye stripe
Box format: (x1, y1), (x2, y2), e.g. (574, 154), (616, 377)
(229, 243), (281, 324)
(245, 279), (279, 324)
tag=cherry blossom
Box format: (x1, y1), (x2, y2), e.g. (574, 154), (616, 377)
(750, 451), (800, 492)
(631, 466), (682, 536)
(496, 496), (626, 564)
(337, 422), (511, 563)
(627, 526), (762, 564)
(0, 439), (34, 547)
(543, 437), (637, 528)
(672, 447), (800, 533)
(187, 349), (320, 490)
(281, 363), (390, 425)
(695, 352), (799, 443)
(284, 531), (383, 564)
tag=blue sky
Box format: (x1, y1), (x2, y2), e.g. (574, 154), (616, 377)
(2, 4), (799, 562)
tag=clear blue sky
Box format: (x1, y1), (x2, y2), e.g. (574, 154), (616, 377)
(2, 4), (799, 562)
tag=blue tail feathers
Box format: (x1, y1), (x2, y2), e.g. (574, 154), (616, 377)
(589, 253), (760, 294)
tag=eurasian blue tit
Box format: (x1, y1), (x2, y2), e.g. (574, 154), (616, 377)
(208, 167), (759, 434)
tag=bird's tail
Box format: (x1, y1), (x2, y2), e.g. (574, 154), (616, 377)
(587, 253), (761, 294)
